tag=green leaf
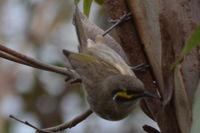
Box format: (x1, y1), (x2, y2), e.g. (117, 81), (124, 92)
(190, 81), (200, 133)
(183, 24), (200, 55)
(94, 0), (103, 5)
(74, 0), (80, 5)
(171, 24), (200, 69)
(170, 56), (184, 70)
(84, 0), (93, 17)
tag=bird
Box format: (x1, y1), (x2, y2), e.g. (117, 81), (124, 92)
(63, 7), (156, 121)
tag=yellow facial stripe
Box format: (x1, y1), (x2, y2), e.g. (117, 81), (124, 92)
(116, 91), (138, 99)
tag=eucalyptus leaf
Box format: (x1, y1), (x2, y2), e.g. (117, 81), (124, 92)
(171, 24), (200, 69)
(170, 56), (183, 70)
(174, 65), (192, 133)
(190, 81), (200, 133)
(84, 0), (93, 17)
(183, 24), (200, 55)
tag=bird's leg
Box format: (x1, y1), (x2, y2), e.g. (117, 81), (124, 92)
(131, 64), (149, 73)
(102, 12), (132, 36)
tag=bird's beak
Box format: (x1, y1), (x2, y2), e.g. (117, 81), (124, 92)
(143, 91), (158, 98)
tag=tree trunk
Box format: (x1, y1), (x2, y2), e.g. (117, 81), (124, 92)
(103, 0), (200, 133)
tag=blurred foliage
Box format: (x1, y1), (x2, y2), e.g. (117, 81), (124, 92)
(74, 0), (81, 5)
(172, 24), (200, 69)
(83, 0), (93, 17)
(75, 0), (103, 17)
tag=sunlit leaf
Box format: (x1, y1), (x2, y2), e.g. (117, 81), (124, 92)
(74, 0), (81, 5)
(84, 0), (93, 17)
(190, 81), (200, 133)
(94, 0), (103, 5)
(171, 24), (200, 69)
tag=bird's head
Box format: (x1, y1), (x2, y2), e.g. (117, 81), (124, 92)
(103, 75), (156, 103)
(89, 74), (157, 121)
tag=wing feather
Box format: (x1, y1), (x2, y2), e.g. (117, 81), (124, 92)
(63, 49), (119, 82)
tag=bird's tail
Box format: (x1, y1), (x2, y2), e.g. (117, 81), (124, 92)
(73, 6), (88, 52)
(62, 49), (72, 57)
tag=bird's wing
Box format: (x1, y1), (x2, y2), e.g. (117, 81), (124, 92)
(63, 49), (120, 82)
(87, 36), (136, 77)
(73, 7), (130, 63)
(72, 7), (135, 77)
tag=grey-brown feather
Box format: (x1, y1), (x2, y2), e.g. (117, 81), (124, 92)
(73, 6), (130, 63)
(64, 7), (148, 121)
(63, 47), (146, 120)
(69, 55), (120, 83)
(85, 75), (145, 120)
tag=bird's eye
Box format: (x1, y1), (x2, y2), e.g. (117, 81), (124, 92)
(114, 95), (132, 102)
(126, 90), (138, 95)
(111, 88), (122, 96)
(112, 90), (142, 103)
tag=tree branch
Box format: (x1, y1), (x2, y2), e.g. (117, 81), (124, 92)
(9, 115), (54, 133)
(0, 44), (74, 78)
(9, 109), (93, 133)
(102, 12), (132, 36)
(43, 109), (93, 132)
(0, 51), (34, 66)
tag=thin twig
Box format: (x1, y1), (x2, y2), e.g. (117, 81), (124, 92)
(0, 44), (74, 77)
(0, 51), (70, 76)
(102, 12), (132, 37)
(9, 115), (54, 133)
(0, 51), (34, 66)
(131, 63), (149, 72)
(9, 109), (92, 133)
(43, 109), (93, 132)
